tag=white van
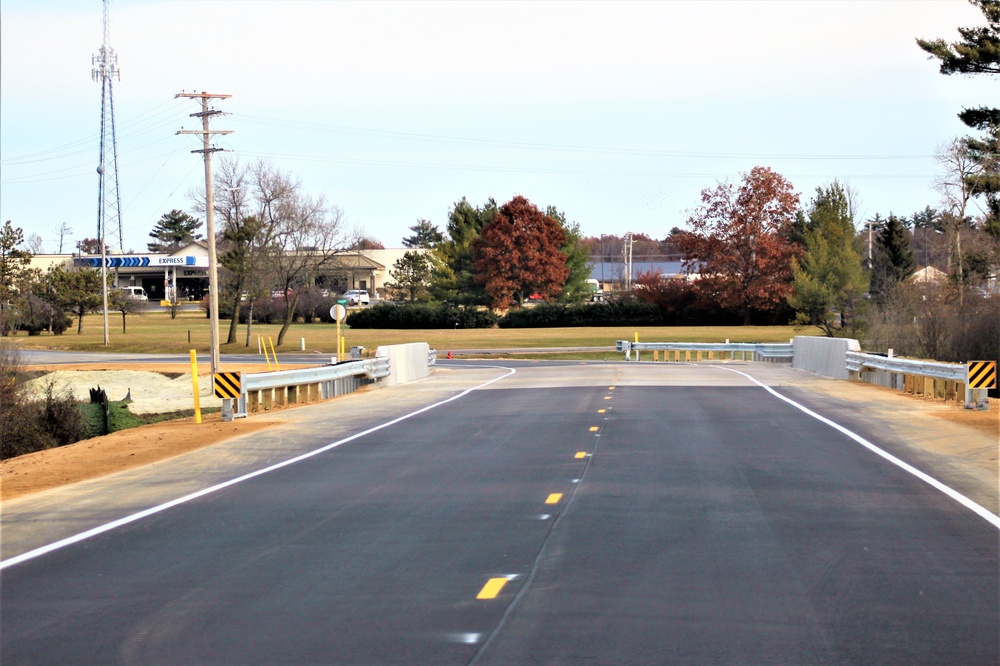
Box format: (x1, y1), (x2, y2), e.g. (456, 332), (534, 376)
(120, 286), (148, 302)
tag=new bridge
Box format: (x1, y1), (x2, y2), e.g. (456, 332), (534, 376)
(2, 361), (996, 664)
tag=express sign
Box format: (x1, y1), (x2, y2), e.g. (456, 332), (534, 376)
(75, 255), (210, 269)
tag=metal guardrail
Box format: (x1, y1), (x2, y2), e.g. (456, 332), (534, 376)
(616, 341), (794, 362)
(236, 357), (390, 417)
(844, 350), (990, 409)
(845, 351), (965, 382)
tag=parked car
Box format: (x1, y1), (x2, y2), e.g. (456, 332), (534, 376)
(119, 286), (148, 302)
(343, 289), (370, 306)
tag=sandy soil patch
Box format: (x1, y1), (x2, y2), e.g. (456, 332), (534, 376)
(21, 363), (307, 415)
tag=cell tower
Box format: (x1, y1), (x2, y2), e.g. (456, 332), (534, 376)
(92, 0), (121, 346)
(92, 0), (123, 254)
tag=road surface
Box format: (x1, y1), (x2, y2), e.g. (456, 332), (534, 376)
(2, 362), (997, 664)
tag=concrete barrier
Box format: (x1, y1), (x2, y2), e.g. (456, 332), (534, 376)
(792, 336), (861, 380)
(376, 342), (431, 386)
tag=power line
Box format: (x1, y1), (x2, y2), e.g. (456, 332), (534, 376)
(230, 149), (934, 181)
(230, 113), (936, 162)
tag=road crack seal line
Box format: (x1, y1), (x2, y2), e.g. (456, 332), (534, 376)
(712, 365), (1000, 530)
(0, 366), (518, 571)
(468, 381), (611, 664)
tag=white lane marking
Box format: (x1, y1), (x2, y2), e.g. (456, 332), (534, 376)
(714, 365), (1000, 530)
(0, 366), (517, 571)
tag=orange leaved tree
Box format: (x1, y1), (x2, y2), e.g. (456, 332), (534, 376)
(677, 166), (801, 325)
(472, 196), (569, 311)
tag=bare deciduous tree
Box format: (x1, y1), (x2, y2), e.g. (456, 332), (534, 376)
(267, 190), (347, 346)
(193, 158), (348, 347)
(935, 137), (986, 302)
(54, 222), (73, 254)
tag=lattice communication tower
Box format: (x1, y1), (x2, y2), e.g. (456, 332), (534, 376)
(92, 0), (123, 253)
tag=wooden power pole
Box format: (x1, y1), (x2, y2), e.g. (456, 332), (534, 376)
(175, 91), (232, 375)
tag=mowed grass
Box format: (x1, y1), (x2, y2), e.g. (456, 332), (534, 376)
(8, 309), (820, 355)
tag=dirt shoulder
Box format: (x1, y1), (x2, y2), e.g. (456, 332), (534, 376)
(2, 361), (315, 501)
(1, 413), (285, 501)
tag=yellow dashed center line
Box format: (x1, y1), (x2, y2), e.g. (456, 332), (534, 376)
(575, 451), (587, 459)
(477, 578), (509, 599)
(604, 396), (611, 400)
(589, 426), (599, 432)
(609, 386), (615, 390)
(545, 493), (563, 504)
(598, 409), (606, 414)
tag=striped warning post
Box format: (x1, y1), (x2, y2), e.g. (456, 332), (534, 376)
(214, 372), (241, 399)
(967, 361), (997, 390)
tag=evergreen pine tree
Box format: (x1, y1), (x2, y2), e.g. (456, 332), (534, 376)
(788, 182), (869, 336)
(870, 214), (915, 304)
(148, 210), (203, 253)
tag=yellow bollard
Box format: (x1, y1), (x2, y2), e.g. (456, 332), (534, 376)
(260, 335), (273, 370)
(189, 349), (202, 425)
(268, 336), (281, 371)
(336, 317), (342, 363)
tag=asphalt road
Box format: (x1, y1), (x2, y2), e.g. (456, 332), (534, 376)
(2, 363), (997, 665)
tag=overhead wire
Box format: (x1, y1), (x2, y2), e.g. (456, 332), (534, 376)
(230, 113), (936, 162)
(229, 149), (934, 181)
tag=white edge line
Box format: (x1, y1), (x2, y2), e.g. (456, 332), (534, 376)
(0, 366), (517, 571)
(712, 365), (1000, 530)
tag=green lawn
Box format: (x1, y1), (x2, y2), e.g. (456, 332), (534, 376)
(7, 310), (820, 356)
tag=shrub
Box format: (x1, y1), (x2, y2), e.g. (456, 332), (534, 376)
(0, 341), (87, 459)
(0, 401), (53, 459)
(346, 302), (499, 329)
(38, 382), (86, 447)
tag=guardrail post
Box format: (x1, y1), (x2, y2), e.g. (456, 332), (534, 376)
(965, 387), (989, 410)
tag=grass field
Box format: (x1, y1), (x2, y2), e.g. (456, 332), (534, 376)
(6, 310), (821, 356)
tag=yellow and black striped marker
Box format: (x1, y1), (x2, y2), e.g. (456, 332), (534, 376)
(214, 372), (241, 399)
(967, 361), (996, 390)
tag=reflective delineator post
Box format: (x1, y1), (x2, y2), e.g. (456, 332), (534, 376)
(190, 349), (202, 424)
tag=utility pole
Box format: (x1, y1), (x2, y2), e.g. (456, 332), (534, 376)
(624, 232), (634, 292)
(176, 91), (232, 375)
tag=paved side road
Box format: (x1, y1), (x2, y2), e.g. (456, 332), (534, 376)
(1, 363), (996, 664)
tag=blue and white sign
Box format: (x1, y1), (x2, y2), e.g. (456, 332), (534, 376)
(74, 255), (209, 269)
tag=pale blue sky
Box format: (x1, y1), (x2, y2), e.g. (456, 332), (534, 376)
(0, 0), (992, 253)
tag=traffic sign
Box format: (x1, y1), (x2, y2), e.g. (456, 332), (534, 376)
(967, 361), (997, 389)
(213, 372), (241, 398)
(329, 304), (347, 322)
(337, 299), (348, 305)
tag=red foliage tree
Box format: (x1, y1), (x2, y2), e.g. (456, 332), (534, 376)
(472, 196), (569, 310)
(677, 166), (801, 324)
